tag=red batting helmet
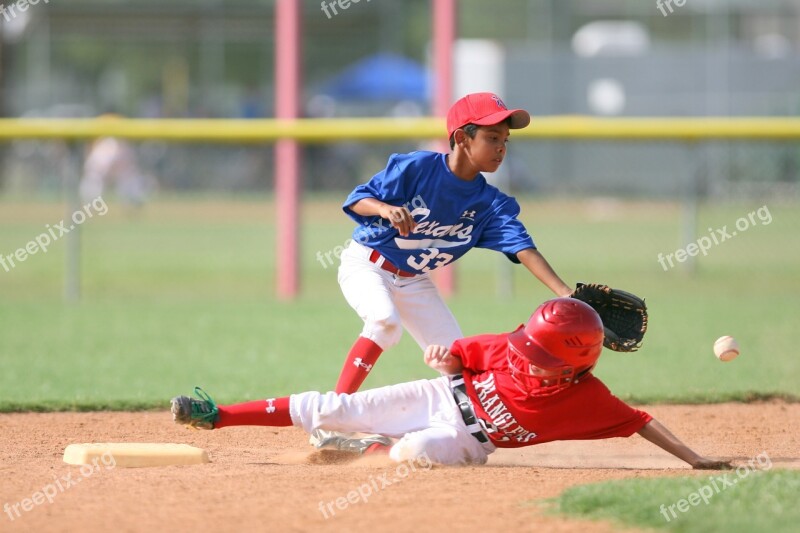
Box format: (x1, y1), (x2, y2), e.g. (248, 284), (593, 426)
(507, 298), (604, 396)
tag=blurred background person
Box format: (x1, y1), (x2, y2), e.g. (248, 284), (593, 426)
(79, 116), (154, 207)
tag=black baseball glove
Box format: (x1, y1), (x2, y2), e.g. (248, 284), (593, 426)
(571, 283), (648, 352)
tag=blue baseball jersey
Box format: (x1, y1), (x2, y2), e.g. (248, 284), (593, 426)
(343, 151), (535, 274)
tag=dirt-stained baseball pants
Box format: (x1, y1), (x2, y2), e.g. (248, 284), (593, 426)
(290, 376), (496, 465)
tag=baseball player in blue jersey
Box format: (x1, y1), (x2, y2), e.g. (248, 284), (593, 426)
(331, 93), (572, 399)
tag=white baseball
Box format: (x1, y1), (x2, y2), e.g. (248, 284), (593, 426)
(714, 336), (740, 362)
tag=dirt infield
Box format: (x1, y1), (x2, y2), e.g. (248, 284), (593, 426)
(1, 402), (797, 533)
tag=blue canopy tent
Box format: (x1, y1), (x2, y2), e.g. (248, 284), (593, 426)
(318, 53), (430, 102)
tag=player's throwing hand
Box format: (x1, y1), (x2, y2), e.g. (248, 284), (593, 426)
(378, 203), (417, 237)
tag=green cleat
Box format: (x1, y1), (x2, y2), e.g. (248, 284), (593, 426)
(171, 387), (219, 430)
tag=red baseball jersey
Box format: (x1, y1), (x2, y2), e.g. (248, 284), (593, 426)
(451, 333), (652, 448)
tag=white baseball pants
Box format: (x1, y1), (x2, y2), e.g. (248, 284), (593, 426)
(290, 376), (495, 465)
(338, 241), (463, 350)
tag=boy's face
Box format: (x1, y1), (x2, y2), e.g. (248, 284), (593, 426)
(459, 123), (510, 173)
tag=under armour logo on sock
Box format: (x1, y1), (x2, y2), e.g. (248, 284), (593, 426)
(353, 358), (373, 372)
(265, 398), (276, 413)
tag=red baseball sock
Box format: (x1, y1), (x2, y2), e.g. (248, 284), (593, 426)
(334, 337), (383, 394)
(215, 396), (292, 428)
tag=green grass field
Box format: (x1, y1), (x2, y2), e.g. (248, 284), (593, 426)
(550, 469), (800, 532)
(0, 196), (798, 410)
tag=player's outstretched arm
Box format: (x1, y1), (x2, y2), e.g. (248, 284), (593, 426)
(423, 345), (463, 375)
(517, 248), (572, 297)
(637, 419), (732, 470)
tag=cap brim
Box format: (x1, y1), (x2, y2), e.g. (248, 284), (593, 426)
(472, 109), (531, 130)
(507, 326), (564, 370)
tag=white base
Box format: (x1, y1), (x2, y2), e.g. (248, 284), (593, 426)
(63, 443), (210, 468)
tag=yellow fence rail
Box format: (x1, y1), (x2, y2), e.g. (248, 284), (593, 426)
(4, 115), (797, 302)
(1, 116), (800, 143)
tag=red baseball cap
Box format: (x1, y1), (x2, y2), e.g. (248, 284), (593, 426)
(446, 92), (531, 138)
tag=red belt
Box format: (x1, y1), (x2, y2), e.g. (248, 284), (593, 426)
(368, 249), (416, 278)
